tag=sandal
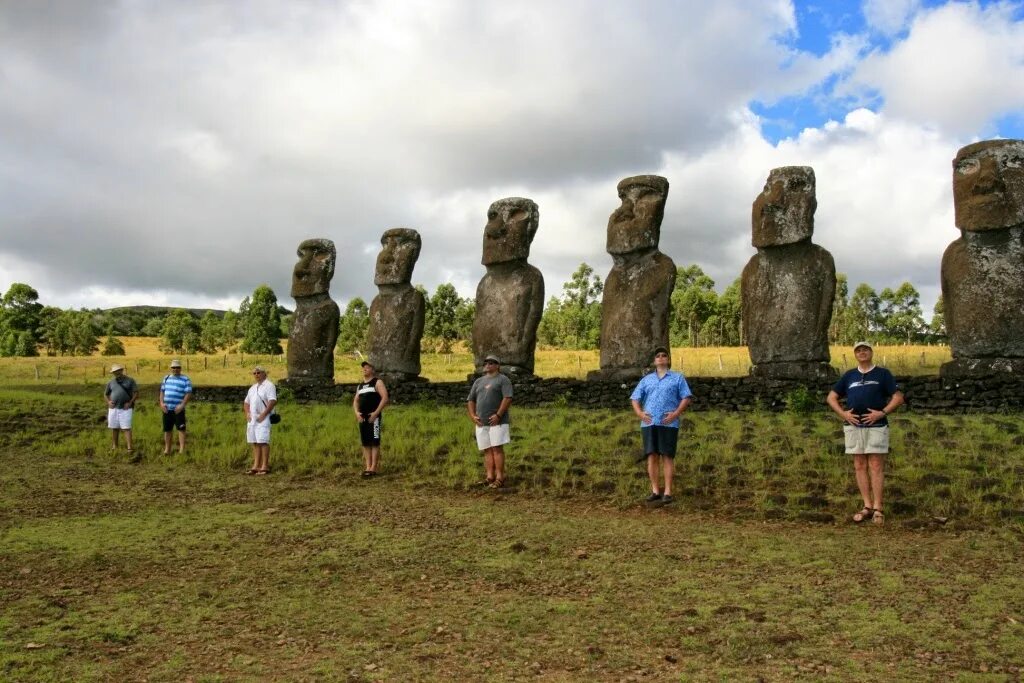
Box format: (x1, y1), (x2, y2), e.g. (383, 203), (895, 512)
(489, 479), (505, 489)
(872, 510), (884, 525)
(477, 478), (495, 487)
(246, 468), (259, 475)
(852, 507), (874, 523)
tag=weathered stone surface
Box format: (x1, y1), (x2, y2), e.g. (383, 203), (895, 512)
(286, 238), (340, 386)
(589, 175), (675, 382)
(368, 228), (425, 382)
(742, 167), (836, 379)
(942, 140), (1024, 377)
(472, 197), (544, 376)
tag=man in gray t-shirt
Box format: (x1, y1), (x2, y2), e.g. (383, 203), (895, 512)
(104, 364), (140, 452)
(466, 355), (513, 488)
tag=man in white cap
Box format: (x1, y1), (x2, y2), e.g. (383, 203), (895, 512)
(466, 354), (513, 487)
(159, 359), (193, 455)
(104, 364), (139, 452)
(827, 341), (904, 525)
(244, 366), (277, 474)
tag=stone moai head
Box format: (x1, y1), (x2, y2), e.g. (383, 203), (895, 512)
(482, 197), (539, 266)
(953, 139), (1024, 232)
(606, 175), (669, 255)
(374, 228), (422, 286)
(751, 166), (816, 248)
(291, 238), (336, 298)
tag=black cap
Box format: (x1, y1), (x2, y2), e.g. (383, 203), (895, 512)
(360, 361), (373, 368)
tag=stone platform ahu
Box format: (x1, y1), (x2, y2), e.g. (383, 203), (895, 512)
(286, 238), (340, 386)
(367, 228), (426, 383)
(741, 166), (836, 380)
(471, 197), (545, 377)
(587, 175), (675, 382)
(941, 139), (1024, 377)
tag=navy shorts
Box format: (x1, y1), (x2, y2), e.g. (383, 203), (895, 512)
(641, 426), (678, 458)
(359, 414), (381, 446)
(162, 409), (187, 432)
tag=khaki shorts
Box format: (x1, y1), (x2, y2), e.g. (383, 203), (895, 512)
(843, 425), (889, 454)
(475, 424), (510, 450)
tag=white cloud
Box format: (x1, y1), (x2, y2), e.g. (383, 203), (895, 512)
(862, 0), (921, 35)
(847, 2), (1024, 135)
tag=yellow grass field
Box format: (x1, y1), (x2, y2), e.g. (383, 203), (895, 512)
(0, 338), (953, 386)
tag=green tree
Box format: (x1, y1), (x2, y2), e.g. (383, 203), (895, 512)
(39, 306), (71, 356)
(220, 310), (241, 348)
(879, 282), (925, 344)
(714, 278), (743, 346)
(199, 311), (223, 353)
(425, 283), (462, 353)
(102, 326), (126, 356)
(0, 283), (43, 356)
(670, 265), (719, 347)
(930, 294), (946, 340)
(161, 309), (198, 354)
(829, 273), (850, 344)
(337, 298), (370, 353)
(68, 310), (99, 355)
(240, 286), (283, 354)
(847, 283), (881, 342)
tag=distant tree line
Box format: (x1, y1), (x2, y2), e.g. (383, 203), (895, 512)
(0, 267), (947, 359)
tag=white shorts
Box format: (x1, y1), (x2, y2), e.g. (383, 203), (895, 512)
(844, 425), (889, 454)
(107, 408), (133, 430)
(475, 424), (510, 450)
(247, 419), (271, 444)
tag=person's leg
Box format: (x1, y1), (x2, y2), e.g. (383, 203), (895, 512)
(661, 455), (675, 496)
(484, 448), (496, 482)
(111, 428), (119, 450)
(177, 426), (186, 454)
(163, 430), (172, 454)
(492, 445), (505, 483)
(369, 446), (380, 473)
(868, 453), (885, 514)
(124, 428), (133, 451)
(257, 443), (270, 473)
(361, 446), (372, 472)
(646, 454), (660, 494)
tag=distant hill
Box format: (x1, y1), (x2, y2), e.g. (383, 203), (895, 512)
(88, 304), (292, 337)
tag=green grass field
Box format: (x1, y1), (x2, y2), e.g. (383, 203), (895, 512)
(2, 387), (1022, 680)
(0, 339), (953, 386)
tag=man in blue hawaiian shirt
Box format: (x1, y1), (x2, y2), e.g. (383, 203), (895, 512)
(629, 347), (693, 505)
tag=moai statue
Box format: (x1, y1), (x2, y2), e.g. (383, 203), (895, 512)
(286, 238), (340, 386)
(367, 228), (426, 382)
(471, 197), (544, 377)
(587, 175), (676, 382)
(740, 166), (837, 380)
(940, 139), (1024, 377)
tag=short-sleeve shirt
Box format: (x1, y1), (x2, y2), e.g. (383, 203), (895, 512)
(832, 366), (899, 428)
(104, 376), (139, 408)
(245, 380), (277, 416)
(629, 370), (693, 429)
(467, 373), (513, 425)
(356, 377), (383, 415)
(160, 374), (193, 409)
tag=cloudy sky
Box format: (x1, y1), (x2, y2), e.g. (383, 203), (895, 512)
(1, 0), (1022, 316)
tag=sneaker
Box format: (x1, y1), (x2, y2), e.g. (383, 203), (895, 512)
(660, 495), (674, 505)
(644, 492), (663, 502)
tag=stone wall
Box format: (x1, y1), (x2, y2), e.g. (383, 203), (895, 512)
(194, 373), (1024, 413)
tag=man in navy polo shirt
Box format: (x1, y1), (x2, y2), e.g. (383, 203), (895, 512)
(160, 359), (193, 455)
(827, 341), (904, 525)
(629, 347), (693, 505)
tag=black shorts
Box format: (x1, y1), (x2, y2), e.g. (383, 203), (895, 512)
(359, 414), (381, 446)
(162, 409), (187, 432)
(641, 426), (678, 457)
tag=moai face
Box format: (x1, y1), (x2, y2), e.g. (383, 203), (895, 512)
(953, 139), (1024, 232)
(482, 197), (539, 265)
(751, 166), (816, 248)
(291, 238), (336, 298)
(606, 175), (669, 255)
(375, 228), (422, 286)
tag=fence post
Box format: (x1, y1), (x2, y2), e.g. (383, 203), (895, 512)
(57, 365), (61, 380)
(204, 356), (208, 370)
(34, 365), (40, 380)
(135, 362), (140, 373)
(718, 354), (724, 371)
(186, 357), (190, 371)
(223, 355), (227, 368)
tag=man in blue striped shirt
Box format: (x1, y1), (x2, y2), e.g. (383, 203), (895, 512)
(629, 347), (693, 505)
(160, 359), (193, 454)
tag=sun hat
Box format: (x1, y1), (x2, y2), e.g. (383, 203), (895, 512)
(483, 354), (500, 364)
(853, 341), (873, 351)
(169, 359), (182, 368)
(110, 364), (125, 373)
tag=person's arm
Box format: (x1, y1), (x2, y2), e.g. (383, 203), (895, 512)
(631, 399), (653, 425)
(105, 383), (114, 408)
(467, 400), (483, 426)
(488, 396), (512, 426)
(370, 381), (389, 420)
(128, 384), (139, 409)
(827, 390), (860, 426)
(177, 390), (191, 412)
(353, 389), (364, 422)
(663, 396), (693, 425)
(243, 395), (251, 422)
(862, 390), (905, 426)
(257, 399), (277, 423)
